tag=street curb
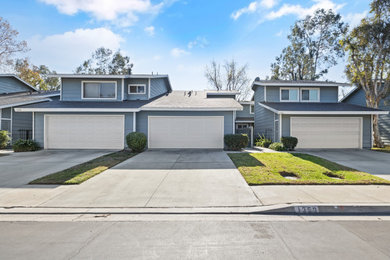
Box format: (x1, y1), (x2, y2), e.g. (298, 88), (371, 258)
(255, 205), (390, 215)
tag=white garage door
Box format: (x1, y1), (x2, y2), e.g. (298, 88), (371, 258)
(45, 115), (124, 149)
(290, 117), (362, 149)
(148, 116), (224, 149)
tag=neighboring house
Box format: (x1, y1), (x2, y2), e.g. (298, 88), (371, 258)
(16, 74), (242, 149)
(252, 79), (388, 149)
(341, 87), (390, 145)
(235, 101), (254, 146)
(0, 74), (59, 142)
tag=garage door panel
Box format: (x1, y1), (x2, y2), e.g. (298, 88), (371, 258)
(45, 115), (124, 149)
(149, 116), (224, 149)
(291, 117), (362, 149)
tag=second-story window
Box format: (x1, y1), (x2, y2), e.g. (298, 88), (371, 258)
(128, 84), (146, 94)
(250, 104), (254, 114)
(280, 88), (299, 102)
(301, 88), (319, 102)
(82, 82), (116, 99)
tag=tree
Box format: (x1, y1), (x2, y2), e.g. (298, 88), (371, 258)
(14, 59), (59, 91)
(0, 17), (28, 67)
(271, 9), (347, 80)
(341, 0), (390, 147)
(75, 47), (133, 75)
(205, 59), (251, 100)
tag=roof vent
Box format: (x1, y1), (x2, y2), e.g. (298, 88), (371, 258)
(188, 91), (192, 97)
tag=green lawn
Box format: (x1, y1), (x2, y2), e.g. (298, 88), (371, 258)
(228, 152), (390, 185)
(372, 146), (390, 153)
(30, 150), (137, 185)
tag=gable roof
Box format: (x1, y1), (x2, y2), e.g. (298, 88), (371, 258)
(0, 74), (39, 92)
(252, 79), (350, 90)
(259, 102), (388, 115)
(339, 86), (360, 102)
(0, 91), (59, 109)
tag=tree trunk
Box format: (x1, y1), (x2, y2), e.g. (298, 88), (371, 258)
(373, 115), (384, 148)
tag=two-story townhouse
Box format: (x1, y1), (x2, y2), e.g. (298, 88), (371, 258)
(341, 87), (390, 145)
(16, 74), (242, 150)
(0, 74), (59, 142)
(252, 78), (388, 149)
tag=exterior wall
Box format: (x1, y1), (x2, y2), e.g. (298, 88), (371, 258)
(344, 88), (390, 144)
(33, 112), (134, 147)
(0, 77), (33, 94)
(61, 78), (123, 101)
(236, 104), (254, 118)
(124, 78), (149, 100)
(253, 86), (277, 141)
(136, 111), (234, 145)
(281, 114), (372, 148)
(12, 111), (32, 141)
(150, 78), (169, 99)
(265, 86), (339, 102)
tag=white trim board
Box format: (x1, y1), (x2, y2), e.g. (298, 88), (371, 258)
(128, 84), (146, 95)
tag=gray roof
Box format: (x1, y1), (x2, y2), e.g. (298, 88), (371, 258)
(142, 91), (242, 110)
(252, 79), (350, 89)
(260, 102), (388, 114)
(0, 91), (59, 109)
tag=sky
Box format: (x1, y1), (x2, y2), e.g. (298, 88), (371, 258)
(0, 0), (371, 91)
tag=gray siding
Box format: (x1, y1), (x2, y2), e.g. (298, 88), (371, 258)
(0, 77), (33, 94)
(254, 86), (277, 141)
(124, 78), (149, 100)
(61, 78), (123, 101)
(12, 111), (32, 141)
(344, 88), (390, 144)
(33, 112), (134, 147)
(281, 115), (372, 148)
(136, 111), (234, 145)
(236, 104), (254, 118)
(265, 86), (338, 102)
(1, 107), (11, 118)
(150, 78), (169, 98)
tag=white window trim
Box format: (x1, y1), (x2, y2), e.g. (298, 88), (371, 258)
(81, 81), (118, 100)
(249, 104), (254, 114)
(300, 88), (320, 102)
(128, 84), (146, 95)
(280, 88), (299, 102)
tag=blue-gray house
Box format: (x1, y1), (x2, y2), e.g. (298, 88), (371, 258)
(0, 74), (59, 142)
(252, 79), (388, 149)
(16, 74), (242, 149)
(341, 87), (390, 145)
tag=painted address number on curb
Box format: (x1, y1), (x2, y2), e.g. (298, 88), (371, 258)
(294, 206), (320, 214)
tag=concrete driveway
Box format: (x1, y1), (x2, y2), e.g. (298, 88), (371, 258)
(301, 149), (390, 181)
(0, 149), (114, 188)
(39, 150), (261, 208)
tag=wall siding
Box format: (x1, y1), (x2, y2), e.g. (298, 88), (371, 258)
(254, 86), (277, 141)
(125, 78), (149, 100)
(61, 78), (123, 101)
(236, 104), (254, 118)
(265, 86), (339, 102)
(150, 78), (169, 98)
(12, 111), (32, 141)
(34, 112), (134, 147)
(0, 77), (33, 94)
(281, 114), (372, 148)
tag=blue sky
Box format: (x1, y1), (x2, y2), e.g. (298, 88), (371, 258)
(1, 0), (370, 90)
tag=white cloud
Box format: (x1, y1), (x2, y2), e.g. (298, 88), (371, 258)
(266, 0), (344, 20)
(40, 0), (163, 27)
(187, 36), (209, 49)
(170, 48), (190, 58)
(231, 0), (277, 20)
(28, 27), (123, 72)
(343, 11), (368, 27)
(144, 26), (155, 36)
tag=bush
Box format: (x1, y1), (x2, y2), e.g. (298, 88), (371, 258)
(13, 139), (40, 152)
(269, 142), (286, 151)
(126, 132), (147, 152)
(224, 134), (249, 151)
(255, 134), (272, 148)
(0, 131), (10, 149)
(281, 136), (298, 151)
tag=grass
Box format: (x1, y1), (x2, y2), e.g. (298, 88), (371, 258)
(30, 150), (137, 185)
(228, 152), (390, 185)
(372, 146), (390, 153)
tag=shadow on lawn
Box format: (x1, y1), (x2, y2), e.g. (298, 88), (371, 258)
(228, 153), (265, 168)
(291, 153), (354, 172)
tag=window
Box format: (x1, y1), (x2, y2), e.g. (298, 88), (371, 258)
(237, 124), (249, 129)
(82, 82), (116, 99)
(301, 88), (319, 102)
(250, 104), (254, 114)
(128, 84), (146, 94)
(280, 88), (299, 102)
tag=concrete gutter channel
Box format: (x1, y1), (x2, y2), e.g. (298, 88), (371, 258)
(2, 204), (390, 216)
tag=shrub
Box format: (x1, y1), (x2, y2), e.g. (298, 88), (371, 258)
(0, 131), (10, 149)
(281, 136), (298, 151)
(126, 132), (147, 152)
(255, 134), (272, 148)
(269, 142), (286, 151)
(224, 134), (249, 151)
(13, 139), (40, 152)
